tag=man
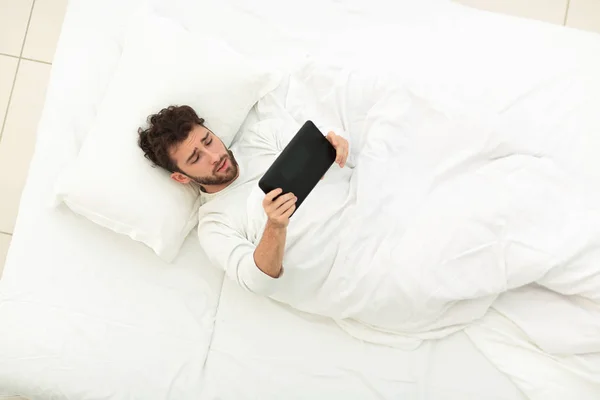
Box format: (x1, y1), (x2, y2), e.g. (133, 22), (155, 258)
(138, 105), (351, 300)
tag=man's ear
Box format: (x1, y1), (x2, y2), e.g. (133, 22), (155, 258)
(171, 172), (191, 184)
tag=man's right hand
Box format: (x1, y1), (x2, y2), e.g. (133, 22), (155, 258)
(262, 188), (296, 228)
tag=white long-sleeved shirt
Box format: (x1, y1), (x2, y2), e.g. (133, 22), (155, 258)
(197, 119), (354, 303)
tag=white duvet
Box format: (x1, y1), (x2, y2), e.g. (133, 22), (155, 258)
(251, 53), (600, 362)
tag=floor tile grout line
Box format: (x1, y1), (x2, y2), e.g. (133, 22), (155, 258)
(22, 57), (51, 66)
(0, 52), (19, 60)
(0, 53), (52, 65)
(0, 0), (36, 144)
(20, 0), (37, 58)
(0, 60), (21, 143)
(563, 0), (572, 26)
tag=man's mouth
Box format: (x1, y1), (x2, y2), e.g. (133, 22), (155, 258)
(216, 158), (228, 173)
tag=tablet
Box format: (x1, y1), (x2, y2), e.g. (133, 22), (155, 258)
(258, 120), (336, 213)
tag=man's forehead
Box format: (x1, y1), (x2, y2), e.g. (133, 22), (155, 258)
(170, 125), (206, 157)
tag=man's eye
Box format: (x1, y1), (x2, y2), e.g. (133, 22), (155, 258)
(192, 156), (200, 164)
(207, 140), (213, 145)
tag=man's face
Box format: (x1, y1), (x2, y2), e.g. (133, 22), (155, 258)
(169, 124), (238, 192)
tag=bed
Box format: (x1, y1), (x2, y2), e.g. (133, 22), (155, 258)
(0, 0), (599, 399)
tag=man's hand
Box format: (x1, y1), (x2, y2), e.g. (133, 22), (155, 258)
(262, 188), (296, 228)
(326, 131), (349, 168)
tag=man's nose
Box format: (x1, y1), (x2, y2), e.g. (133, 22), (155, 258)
(208, 151), (221, 164)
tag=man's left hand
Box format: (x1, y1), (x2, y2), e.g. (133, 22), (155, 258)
(326, 131), (349, 168)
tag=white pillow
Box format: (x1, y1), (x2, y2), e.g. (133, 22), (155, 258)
(54, 7), (281, 261)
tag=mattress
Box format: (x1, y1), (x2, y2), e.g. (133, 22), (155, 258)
(1, 0), (599, 398)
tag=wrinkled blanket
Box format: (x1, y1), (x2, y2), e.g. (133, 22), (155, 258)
(257, 60), (600, 357)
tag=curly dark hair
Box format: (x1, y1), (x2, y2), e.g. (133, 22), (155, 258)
(138, 105), (205, 173)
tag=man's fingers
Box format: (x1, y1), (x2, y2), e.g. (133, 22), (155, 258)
(327, 133), (349, 168)
(282, 204), (296, 218)
(341, 147), (348, 167)
(336, 146), (348, 166)
(266, 188), (283, 201)
(327, 132), (339, 146)
(275, 195), (297, 211)
(272, 192), (295, 209)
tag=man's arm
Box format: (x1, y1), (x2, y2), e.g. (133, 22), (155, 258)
(253, 222), (287, 278)
(253, 189), (296, 278)
(197, 188), (296, 295)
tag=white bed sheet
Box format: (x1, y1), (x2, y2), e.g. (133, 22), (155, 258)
(201, 279), (526, 400)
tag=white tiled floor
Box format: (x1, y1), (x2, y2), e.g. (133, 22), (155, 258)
(22, 0), (69, 63)
(0, 0), (34, 57)
(0, 56), (18, 129)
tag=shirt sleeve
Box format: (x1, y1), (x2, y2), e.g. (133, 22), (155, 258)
(197, 216), (281, 296)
